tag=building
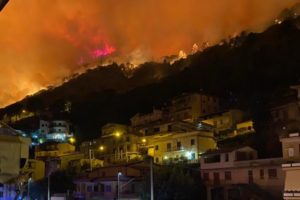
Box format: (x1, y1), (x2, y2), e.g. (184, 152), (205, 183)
(146, 130), (216, 164)
(168, 92), (219, 122)
(280, 132), (300, 199)
(199, 109), (254, 140)
(39, 120), (73, 142)
(131, 109), (164, 128)
(0, 122), (31, 200)
(200, 146), (284, 200)
(35, 142), (84, 176)
(20, 159), (45, 181)
(81, 124), (144, 166)
(74, 162), (146, 200)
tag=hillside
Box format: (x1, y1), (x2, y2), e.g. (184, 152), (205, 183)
(2, 15), (300, 142)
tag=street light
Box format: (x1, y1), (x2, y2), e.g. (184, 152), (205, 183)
(117, 172), (122, 200)
(27, 177), (32, 200)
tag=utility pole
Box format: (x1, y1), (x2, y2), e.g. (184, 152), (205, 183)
(150, 157), (154, 200)
(27, 178), (31, 200)
(89, 141), (93, 172)
(117, 172), (122, 200)
(48, 173), (50, 200)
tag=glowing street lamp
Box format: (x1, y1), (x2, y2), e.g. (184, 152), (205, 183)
(117, 172), (122, 200)
(142, 138), (146, 143)
(99, 145), (104, 151)
(115, 132), (121, 138)
(69, 137), (76, 144)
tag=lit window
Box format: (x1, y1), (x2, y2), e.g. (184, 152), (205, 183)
(288, 148), (294, 157)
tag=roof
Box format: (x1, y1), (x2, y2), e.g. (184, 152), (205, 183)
(201, 146), (255, 156)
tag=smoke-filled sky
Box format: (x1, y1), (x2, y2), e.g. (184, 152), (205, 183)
(0, 0), (299, 107)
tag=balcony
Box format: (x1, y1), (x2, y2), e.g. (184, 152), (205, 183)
(282, 162), (300, 168)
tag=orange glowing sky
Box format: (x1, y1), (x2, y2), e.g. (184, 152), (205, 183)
(0, 0), (299, 107)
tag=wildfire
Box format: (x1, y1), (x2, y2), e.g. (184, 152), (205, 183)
(91, 43), (116, 58)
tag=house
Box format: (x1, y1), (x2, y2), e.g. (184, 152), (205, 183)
(146, 130), (216, 164)
(200, 146), (284, 200)
(35, 142), (84, 176)
(74, 162), (146, 200)
(280, 132), (300, 199)
(0, 122), (31, 200)
(168, 92), (219, 122)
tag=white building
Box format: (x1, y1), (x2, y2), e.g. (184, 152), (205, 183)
(200, 146), (284, 200)
(281, 132), (300, 199)
(40, 120), (73, 142)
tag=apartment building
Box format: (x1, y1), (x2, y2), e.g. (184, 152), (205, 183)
(0, 122), (31, 200)
(280, 132), (300, 199)
(39, 120), (73, 142)
(146, 130), (216, 164)
(74, 162), (145, 200)
(168, 92), (219, 122)
(81, 124), (144, 166)
(35, 142), (84, 176)
(200, 146), (284, 200)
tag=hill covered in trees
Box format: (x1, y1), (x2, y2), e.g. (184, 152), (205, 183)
(2, 14), (300, 146)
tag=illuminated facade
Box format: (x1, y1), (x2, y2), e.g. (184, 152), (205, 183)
(80, 124), (144, 166)
(0, 122), (31, 200)
(146, 130), (216, 164)
(281, 132), (300, 199)
(200, 146), (284, 200)
(39, 120), (73, 142)
(200, 110), (254, 139)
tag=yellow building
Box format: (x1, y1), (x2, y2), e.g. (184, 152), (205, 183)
(80, 124), (144, 166)
(145, 130), (216, 164)
(0, 127), (31, 183)
(0, 122), (31, 200)
(21, 159), (45, 181)
(35, 142), (84, 175)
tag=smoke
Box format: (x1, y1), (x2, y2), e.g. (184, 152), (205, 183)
(0, 0), (298, 107)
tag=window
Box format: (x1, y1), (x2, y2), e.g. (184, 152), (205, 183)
(225, 153), (229, 162)
(155, 145), (159, 151)
(154, 127), (160, 133)
(87, 185), (93, 192)
(288, 148), (294, 157)
(127, 145), (131, 151)
(167, 125), (172, 132)
(260, 169), (264, 179)
(167, 143), (172, 151)
(94, 185), (99, 192)
(268, 169), (277, 179)
(131, 184), (135, 193)
(192, 153), (196, 160)
(126, 136), (130, 142)
(225, 171), (232, 181)
(155, 157), (159, 163)
(105, 185), (112, 192)
(177, 141), (182, 150)
(191, 139), (195, 146)
(203, 173), (209, 181)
